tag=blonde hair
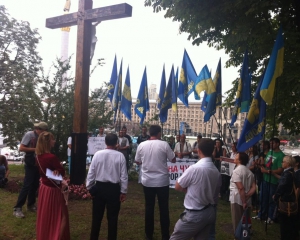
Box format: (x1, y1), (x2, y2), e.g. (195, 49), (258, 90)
(284, 155), (295, 168)
(36, 131), (54, 155)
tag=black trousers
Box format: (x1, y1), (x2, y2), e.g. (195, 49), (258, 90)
(90, 182), (121, 240)
(14, 165), (40, 208)
(143, 185), (170, 240)
(279, 213), (298, 240)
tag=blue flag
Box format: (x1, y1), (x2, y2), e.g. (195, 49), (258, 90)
(135, 67), (149, 124)
(203, 59), (222, 122)
(237, 72), (267, 152)
(179, 122), (185, 135)
(260, 26), (284, 105)
(172, 67), (178, 112)
(159, 66), (175, 123)
(112, 59), (122, 123)
(107, 55), (118, 102)
(194, 65), (216, 99)
(157, 65), (166, 110)
(201, 92), (208, 112)
(178, 49), (197, 107)
(120, 66), (132, 121)
(230, 50), (251, 127)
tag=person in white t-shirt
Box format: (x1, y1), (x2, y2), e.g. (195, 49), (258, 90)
(174, 134), (192, 159)
(135, 125), (176, 240)
(170, 138), (221, 240)
(97, 127), (106, 137)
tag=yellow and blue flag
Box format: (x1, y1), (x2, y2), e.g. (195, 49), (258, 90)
(237, 72), (266, 152)
(120, 66), (132, 121)
(112, 59), (122, 123)
(107, 55), (118, 103)
(260, 27), (284, 105)
(230, 50), (251, 127)
(135, 67), (149, 124)
(157, 65), (166, 110)
(178, 49), (197, 107)
(204, 59), (221, 122)
(194, 65), (216, 99)
(159, 66), (175, 123)
(172, 67), (178, 112)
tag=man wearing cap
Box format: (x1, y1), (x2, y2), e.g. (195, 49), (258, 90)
(13, 121), (48, 218)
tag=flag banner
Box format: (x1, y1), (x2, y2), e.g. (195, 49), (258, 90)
(172, 67), (179, 112)
(120, 66), (132, 121)
(201, 92), (208, 112)
(107, 55), (118, 102)
(112, 59), (122, 123)
(260, 27), (284, 105)
(135, 67), (150, 124)
(179, 122), (185, 135)
(230, 50), (251, 127)
(178, 49), (198, 106)
(203, 59), (222, 122)
(159, 66), (175, 123)
(157, 65), (166, 110)
(237, 73), (266, 152)
(194, 65), (215, 99)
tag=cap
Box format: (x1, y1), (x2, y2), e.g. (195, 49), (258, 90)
(34, 122), (48, 130)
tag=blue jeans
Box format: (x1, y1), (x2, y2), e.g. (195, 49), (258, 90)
(258, 181), (277, 220)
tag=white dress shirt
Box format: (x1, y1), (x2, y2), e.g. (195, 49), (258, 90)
(177, 157), (221, 210)
(174, 142), (192, 154)
(135, 140), (175, 187)
(86, 149), (128, 193)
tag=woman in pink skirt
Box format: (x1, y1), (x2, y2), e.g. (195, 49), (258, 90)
(35, 131), (70, 240)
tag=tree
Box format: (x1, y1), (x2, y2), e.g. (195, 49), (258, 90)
(145, 0), (300, 134)
(0, 6), (43, 148)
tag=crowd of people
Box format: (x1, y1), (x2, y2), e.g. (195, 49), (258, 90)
(3, 122), (300, 239)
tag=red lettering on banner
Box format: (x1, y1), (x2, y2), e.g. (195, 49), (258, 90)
(168, 166), (178, 173)
(180, 165), (190, 172)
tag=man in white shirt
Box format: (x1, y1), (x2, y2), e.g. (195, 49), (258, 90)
(174, 134), (192, 158)
(135, 125), (176, 240)
(170, 138), (221, 240)
(86, 133), (128, 240)
(117, 130), (130, 171)
(67, 136), (72, 175)
(97, 126), (106, 137)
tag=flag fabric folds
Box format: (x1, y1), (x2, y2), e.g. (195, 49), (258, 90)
(159, 66), (175, 123)
(201, 92), (208, 112)
(237, 72), (267, 152)
(260, 27), (284, 105)
(157, 65), (166, 110)
(120, 66), (132, 121)
(135, 67), (149, 124)
(172, 67), (178, 112)
(112, 60), (122, 123)
(194, 65), (216, 99)
(230, 50), (251, 127)
(107, 55), (118, 102)
(178, 49), (198, 107)
(203, 59), (222, 122)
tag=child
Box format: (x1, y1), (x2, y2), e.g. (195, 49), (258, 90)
(0, 155), (9, 187)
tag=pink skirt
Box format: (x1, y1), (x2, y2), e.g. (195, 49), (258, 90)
(36, 184), (70, 240)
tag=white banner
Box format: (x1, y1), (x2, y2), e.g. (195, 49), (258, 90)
(167, 158), (197, 188)
(87, 137), (106, 155)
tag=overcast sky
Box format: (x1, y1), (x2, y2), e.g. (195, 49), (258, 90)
(2, 0), (239, 100)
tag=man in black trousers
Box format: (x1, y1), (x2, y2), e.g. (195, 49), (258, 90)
(86, 133), (128, 240)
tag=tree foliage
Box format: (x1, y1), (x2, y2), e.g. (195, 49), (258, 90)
(145, 0), (300, 134)
(0, 6), (43, 148)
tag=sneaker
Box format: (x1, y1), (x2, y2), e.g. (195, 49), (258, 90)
(252, 215), (260, 220)
(27, 205), (37, 212)
(13, 208), (25, 218)
(265, 218), (273, 224)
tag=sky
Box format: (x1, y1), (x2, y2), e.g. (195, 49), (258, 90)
(2, 0), (239, 100)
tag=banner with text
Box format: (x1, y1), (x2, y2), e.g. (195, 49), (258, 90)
(168, 158), (197, 188)
(88, 137), (106, 155)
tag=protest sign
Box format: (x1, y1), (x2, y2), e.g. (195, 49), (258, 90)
(220, 156), (236, 176)
(87, 137), (106, 155)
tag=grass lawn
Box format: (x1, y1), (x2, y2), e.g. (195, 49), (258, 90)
(0, 165), (280, 240)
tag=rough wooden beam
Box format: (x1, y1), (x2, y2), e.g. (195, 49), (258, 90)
(46, 3), (132, 29)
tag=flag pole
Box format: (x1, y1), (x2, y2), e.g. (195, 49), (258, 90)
(210, 119), (213, 138)
(221, 108), (235, 144)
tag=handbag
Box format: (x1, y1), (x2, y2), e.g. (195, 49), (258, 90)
(278, 172), (298, 216)
(234, 208), (251, 240)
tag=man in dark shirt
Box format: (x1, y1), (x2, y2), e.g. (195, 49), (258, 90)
(137, 126), (150, 145)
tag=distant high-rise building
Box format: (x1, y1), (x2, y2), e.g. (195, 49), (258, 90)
(148, 83), (158, 100)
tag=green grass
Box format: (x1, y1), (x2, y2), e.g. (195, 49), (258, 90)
(0, 165), (280, 239)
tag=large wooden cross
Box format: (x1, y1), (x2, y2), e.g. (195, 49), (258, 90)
(46, 0), (132, 184)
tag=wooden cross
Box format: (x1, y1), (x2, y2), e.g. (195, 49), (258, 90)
(46, 0), (132, 184)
